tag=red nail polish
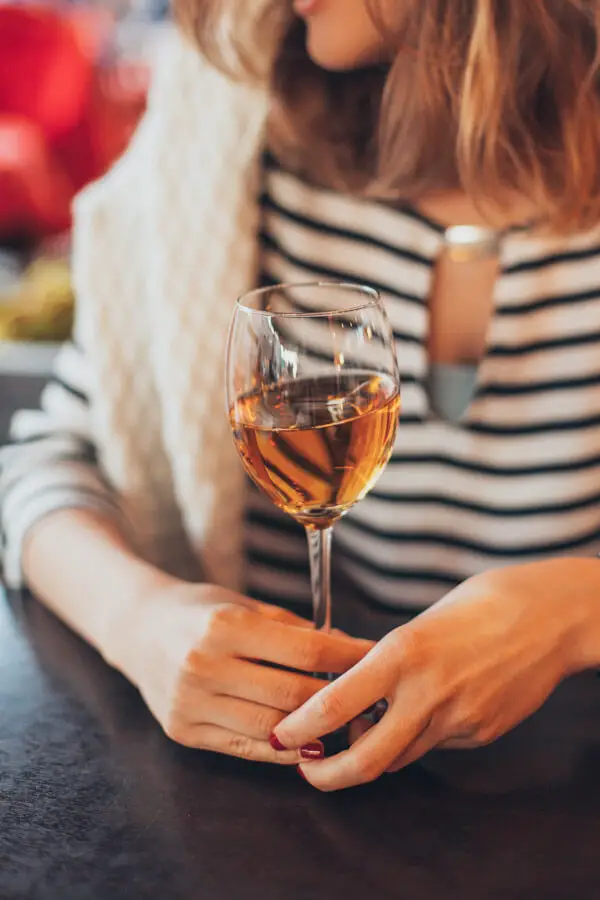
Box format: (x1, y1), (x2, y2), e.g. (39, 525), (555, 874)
(297, 765), (308, 782)
(300, 742), (324, 760)
(269, 733), (288, 751)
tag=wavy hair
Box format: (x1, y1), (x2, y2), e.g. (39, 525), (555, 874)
(176, 0), (600, 232)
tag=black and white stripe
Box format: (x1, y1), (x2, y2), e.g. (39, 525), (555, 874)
(245, 156), (600, 610)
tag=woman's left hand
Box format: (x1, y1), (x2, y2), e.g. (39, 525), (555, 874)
(271, 558), (598, 791)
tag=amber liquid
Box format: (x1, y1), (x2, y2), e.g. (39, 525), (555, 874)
(230, 373), (400, 528)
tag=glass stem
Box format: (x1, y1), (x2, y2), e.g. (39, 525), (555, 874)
(305, 526), (333, 633)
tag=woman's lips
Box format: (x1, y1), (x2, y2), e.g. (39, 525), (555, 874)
(293, 0), (321, 17)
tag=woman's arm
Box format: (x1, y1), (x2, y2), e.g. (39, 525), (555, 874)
(22, 508), (174, 667)
(271, 557), (600, 790)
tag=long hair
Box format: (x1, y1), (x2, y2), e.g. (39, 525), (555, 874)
(176, 0), (600, 232)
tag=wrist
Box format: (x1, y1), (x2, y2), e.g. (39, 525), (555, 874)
(563, 557), (600, 673)
(20, 507), (186, 682)
(97, 554), (182, 679)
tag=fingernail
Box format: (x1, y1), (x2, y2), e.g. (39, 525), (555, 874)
(297, 765), (308, 782)
(269, 733), (288, 751)
(300, 741), (324, 760)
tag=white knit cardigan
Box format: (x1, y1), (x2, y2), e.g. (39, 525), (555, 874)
(72, 29), (272, 590)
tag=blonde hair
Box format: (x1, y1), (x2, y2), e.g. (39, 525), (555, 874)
(176, 0), (600, 232)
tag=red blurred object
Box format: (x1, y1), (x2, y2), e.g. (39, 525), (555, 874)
(0, 4), (148, 242)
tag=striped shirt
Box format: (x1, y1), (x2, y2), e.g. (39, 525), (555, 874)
(3, 154), (600, 611)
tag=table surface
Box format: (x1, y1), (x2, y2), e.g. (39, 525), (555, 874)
(2, 588), (600, 900)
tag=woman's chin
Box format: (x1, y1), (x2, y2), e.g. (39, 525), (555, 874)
(304, 25), (385, 71)
(306, 39), (356, 70)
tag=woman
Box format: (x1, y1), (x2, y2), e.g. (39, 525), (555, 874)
(3, 0), (600, 791)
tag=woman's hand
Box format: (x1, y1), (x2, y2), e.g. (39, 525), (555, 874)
(113, 578), (373, 765)
(271, 558), (600, 790)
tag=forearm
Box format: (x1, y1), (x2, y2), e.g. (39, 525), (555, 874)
(22, 509), (179, 668)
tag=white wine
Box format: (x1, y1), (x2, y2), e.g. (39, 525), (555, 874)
(230, 373), (400, 528)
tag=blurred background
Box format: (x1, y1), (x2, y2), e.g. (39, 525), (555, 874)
(0, 0), (167, 375)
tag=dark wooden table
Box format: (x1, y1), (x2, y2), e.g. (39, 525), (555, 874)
(2, 586), (600, 900)
(3, 374), (600, 900)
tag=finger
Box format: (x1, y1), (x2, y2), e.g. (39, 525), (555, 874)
(232, 610), (373, 675)
(202, 695), (285, 741)
(214, 657), (326, 712)
(259, 616), (352, 639)
(385, 726), (441, 773)
(207, 591), (313, 629)
(297, 707), (430, 792)
(253, 602), (314, 630)
(171, 722), (303, 765)
(273, 643), (390, 749)
(247, 606), (353, 638)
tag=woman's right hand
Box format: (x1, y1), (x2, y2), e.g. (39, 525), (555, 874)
(114, 579), (374, 764)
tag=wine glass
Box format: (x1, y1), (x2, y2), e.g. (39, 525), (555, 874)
(226, 281), (400, 635)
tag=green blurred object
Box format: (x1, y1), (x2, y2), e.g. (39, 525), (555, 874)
(0, 258), (74, 342)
